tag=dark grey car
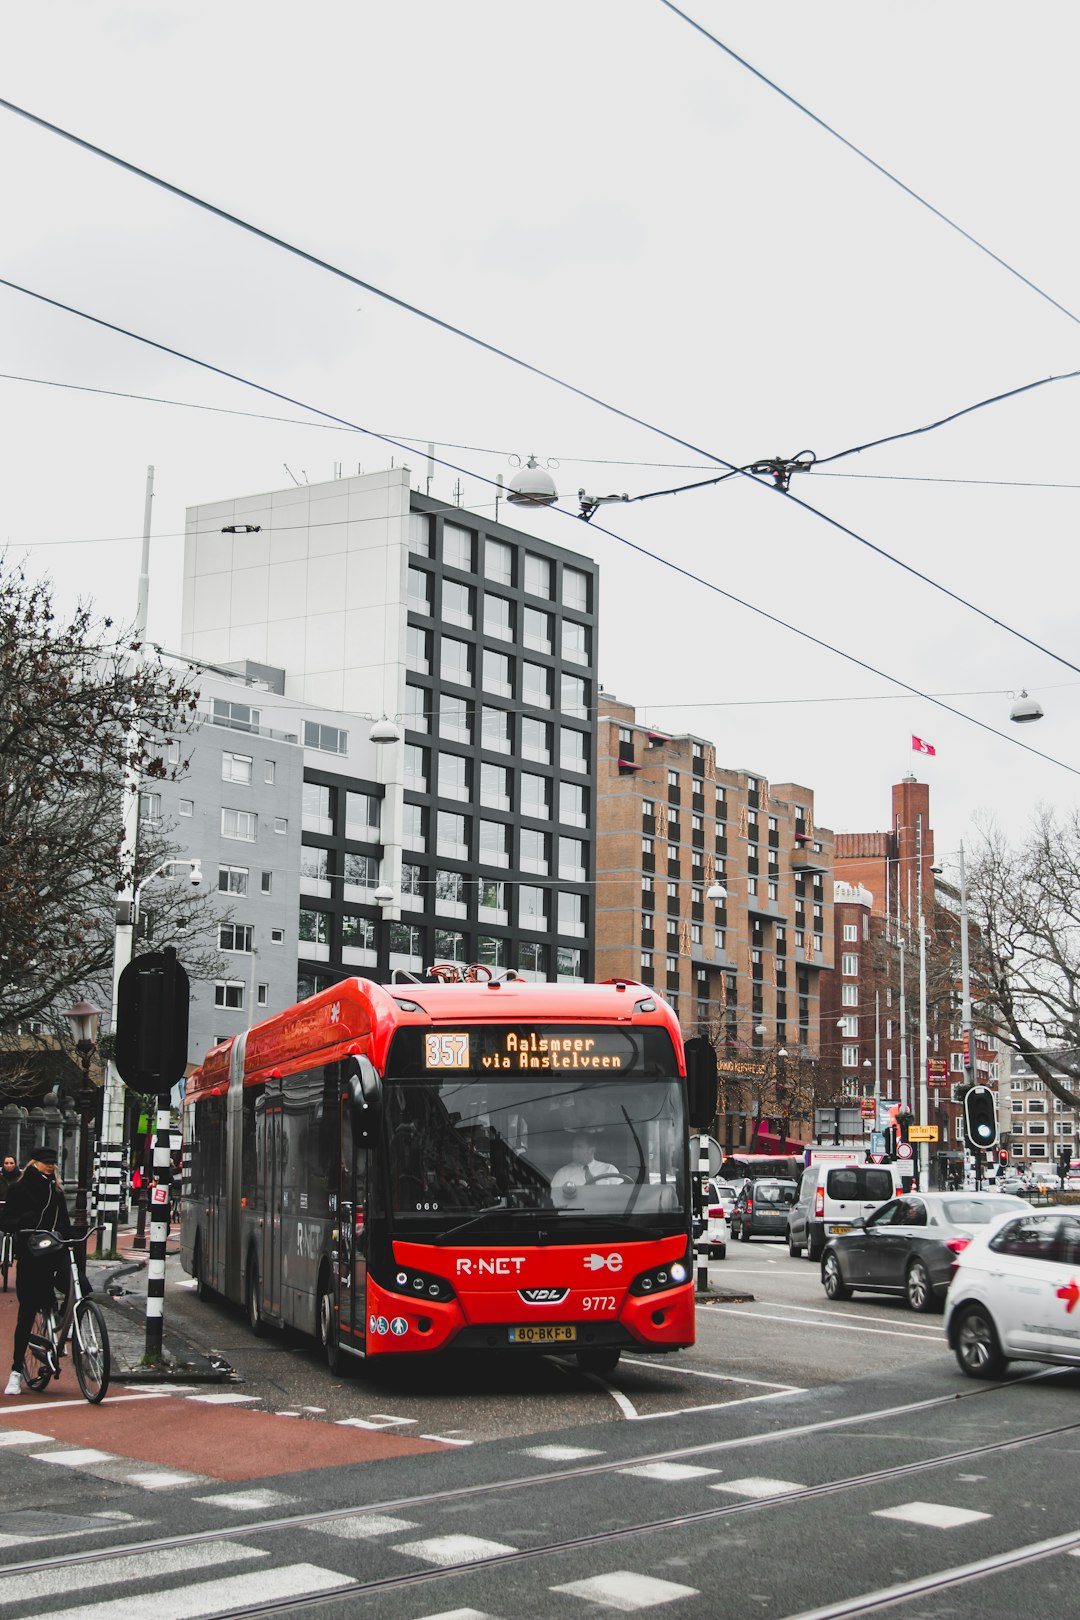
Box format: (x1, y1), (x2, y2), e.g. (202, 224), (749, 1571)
(730, 1178), (798, 1242)
(820, 1191), (1030, 1312)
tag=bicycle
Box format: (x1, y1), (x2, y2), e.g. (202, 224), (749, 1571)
(0, 1230), (12, 1292)
(21, 1232), (110, 1403)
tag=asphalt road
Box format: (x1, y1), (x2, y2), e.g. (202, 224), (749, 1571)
(159, 1237), (954, 1439)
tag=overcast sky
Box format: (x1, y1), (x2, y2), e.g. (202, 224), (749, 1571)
(2, 1), (1077, 873)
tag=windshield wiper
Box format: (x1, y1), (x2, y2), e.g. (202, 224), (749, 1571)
(436, 1202), (557, 1243)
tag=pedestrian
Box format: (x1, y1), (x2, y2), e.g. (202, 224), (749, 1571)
(0, 1155), (18, 1203)
(0, 1145), (71, 1395)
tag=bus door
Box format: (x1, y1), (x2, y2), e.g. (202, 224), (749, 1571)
(338, 1097), (369, 1345)
(261, 1081), (283, 1320)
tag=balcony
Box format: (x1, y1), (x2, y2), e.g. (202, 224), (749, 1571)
(791, 842), (830, 876)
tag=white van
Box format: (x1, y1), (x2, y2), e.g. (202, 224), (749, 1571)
(787, 1160), (909, 1260)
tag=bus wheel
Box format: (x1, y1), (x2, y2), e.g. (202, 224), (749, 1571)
(576, 1347), (620, 1376)
(246, 1255), (268, 1338)
(317, 1273), (346, 1375)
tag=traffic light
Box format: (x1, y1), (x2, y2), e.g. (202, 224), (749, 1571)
(962, 1086), (998, 1151)
(998, 1149), (1009, 1169)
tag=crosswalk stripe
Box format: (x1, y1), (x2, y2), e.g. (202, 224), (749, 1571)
(33, 1563), (353, 1620)
(30, 1449), (116, 1468)
(2, 1541), (267, 1604)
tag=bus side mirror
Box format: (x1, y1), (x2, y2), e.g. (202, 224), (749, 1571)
(683, 1037), (717, 1132)
(343, 1054), (382, 1142)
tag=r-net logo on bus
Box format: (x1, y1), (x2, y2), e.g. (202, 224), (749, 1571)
(424, 1027), (637, 1073)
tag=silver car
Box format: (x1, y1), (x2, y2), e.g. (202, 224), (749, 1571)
(821, 1191), (1029, 1312)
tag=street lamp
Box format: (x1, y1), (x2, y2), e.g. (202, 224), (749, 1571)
(63, 998), (102, 1248)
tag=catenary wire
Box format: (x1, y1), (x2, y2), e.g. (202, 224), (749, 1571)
(1, 102), (1076, 673)
(2, 273), (1078, 782)
(7, 370), (1080, 490)
(657, 1), (1080, 331)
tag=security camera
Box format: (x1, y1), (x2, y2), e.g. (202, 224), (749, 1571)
(189, 865), (203, 888)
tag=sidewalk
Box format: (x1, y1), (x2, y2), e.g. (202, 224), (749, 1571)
(84, 1224), (233, 1383)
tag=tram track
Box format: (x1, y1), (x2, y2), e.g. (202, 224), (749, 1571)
(0, 1373), (1070, 1603)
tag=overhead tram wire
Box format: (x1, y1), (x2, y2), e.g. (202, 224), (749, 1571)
(2, 101), (1076, 674)
(3, 274), (1078, 786)
(5, 367), (1079, 490)
(657, 1), (1080, 333)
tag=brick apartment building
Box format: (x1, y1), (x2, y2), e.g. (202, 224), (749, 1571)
(595, 696), (834, 1151)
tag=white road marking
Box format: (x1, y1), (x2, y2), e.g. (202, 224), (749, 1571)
(716, 1307), (943, 1342)
(126, 1471), (209, 1490)
(711, 1475), (803, 1498)
(874, 1500), (991, 1529)
(194, 1489), (296, 1511)
(0, 1429), (55, 1446)
(413, 1611), (495, 1619)
(634, 1388), (802, 1422)
(520, 1444), (605, 1461)
(30, 1448), (117, 1467)
(367, 1412), (417, 1425)
(1, 1540), (266, 1603)
(0, 1391), (171, 1414)
(620, 1462), (720, 1481)
(551, 1570), (699, 1608)
(335, 1413), (416, 1429)
(185, 1392), (261, 1405)
(756, 1299), (941, 1332)
(33, 1563), (353, 1620)
(310, 1513), (419, 1539)
(393, 1533), (517, 1566)
(419, 1433), (474, 1446)
(622, 1356), (803, 1390)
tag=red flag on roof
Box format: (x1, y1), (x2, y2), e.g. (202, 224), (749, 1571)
(911, 735), (936, 756)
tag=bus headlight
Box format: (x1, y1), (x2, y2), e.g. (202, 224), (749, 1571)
(629, 1251), (692, 1296)
(385, 1267), (455, 1303)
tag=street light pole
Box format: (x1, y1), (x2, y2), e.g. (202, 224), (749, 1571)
(63, 999), (102, 1253)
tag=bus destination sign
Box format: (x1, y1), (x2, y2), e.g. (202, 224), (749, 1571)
(424, 1027), (638, 1073)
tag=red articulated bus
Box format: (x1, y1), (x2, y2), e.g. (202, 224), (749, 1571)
(181, 970), (715, 1375)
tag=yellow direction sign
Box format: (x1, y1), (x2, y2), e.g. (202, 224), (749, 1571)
(908, 1125), (940, 1142)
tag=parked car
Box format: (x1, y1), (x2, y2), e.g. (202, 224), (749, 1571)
(705, 1179), (729, 1259)
(730, 1178), (798, 1243)
(945, 1205), (1080, 1377)
(788, 1160), (907, 1261)
(820, 1191), (1030, 1312)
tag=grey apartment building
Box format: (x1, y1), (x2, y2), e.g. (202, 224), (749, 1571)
(180, 469), (599, 1012)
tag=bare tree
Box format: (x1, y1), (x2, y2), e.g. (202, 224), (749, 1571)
(966, 811), (1080, 1108)
(0, 560), (215, 1084)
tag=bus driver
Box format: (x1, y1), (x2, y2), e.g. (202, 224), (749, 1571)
(550, 1133), (623, 1203)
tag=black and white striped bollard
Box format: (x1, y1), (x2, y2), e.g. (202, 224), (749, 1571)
(145, 1091), (172, 1361)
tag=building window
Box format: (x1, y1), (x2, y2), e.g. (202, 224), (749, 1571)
(560, 782), (587, 828)
(405, 682), (430, 735)
(521, 717), (551, 764)
(843, 923), (858, 943)
(839, 1014), (858, 1036)
(342, 914), (375, 955)
(560, 728), (587, 774)
(303, 721), (348, 755)
(557, 946), (584, 981)
(438, 752), (470, 802)
(274, 817), (288, 835)
(270, 927), (284, 944)
(409, 511), (433, 556)
(481, 705), (512, 754)
(345, 791), (380, 839)
(389, 921), (423, 959)
(642, 837), (654, 858)
(562, 566), (589, 611)
(343, 853), (378, 896)
(139, 791), (162, 825)
(257, 983), (269, 1008)
(178, 798), (193, 817)
(404, 744), (428, 791)
(841, 953), (859, 976)
(264, 760), (276, 784)
(641, 951), (653, 974)
(302, 782), (333, 833)
(523, 606), (552, 654)
(443, 522), (475, 571)
(218, 865), (248, 895)
(517, 941), (548, 981)
(441, 636), (473, 686)
(299, 910), (330, 947)
(437, 811), (470, 860)
(479, 819), (510, 868)
(221, 752), (253, 784)
(520, 772), (551, 820)
(841, 1045), (859, 1068)
(210, 697), (261, 733)
(166, 739), (181, 766)
(219, 923), (253, 953)
(520, 885), (548, 931)
(484, 593), (514, 642)
(406, 625), (431, 674)
(214, 982), (245, 1010)
(483, 649), (513, 698)
(842, 983), (858, 1006)
(561, 673), (587, 715)
(477, 935), (508, 969)
(522, 662), (553, 709)
(222, 808), (256, 842)
(480, 763), (511, 811)
(478, 878), (507, 923)
(407, 566), (432, 614)
(521, 828), (550, 875)
(442, 579), (473, 629)
(559, 837), (586, 881)
(301, 845), (330, 885)
(484, 537), (514, 585)
(402, 802), (427, 850)
(524, 553), (552, 598)
(434, 928), (467, 963)
(435, 870), (468, 917)
(440, 694), (471, 744)
(562, 620), (590, 665)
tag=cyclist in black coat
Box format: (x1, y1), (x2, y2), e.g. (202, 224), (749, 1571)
(1, 1146), (71, 1395)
